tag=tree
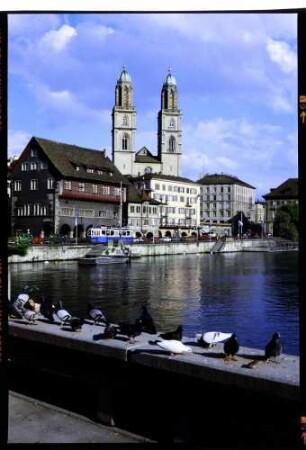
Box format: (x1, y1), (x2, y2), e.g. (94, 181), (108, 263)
(273, 204), (299, 241)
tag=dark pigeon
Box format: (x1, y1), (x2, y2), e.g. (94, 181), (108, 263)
(265, 332), (282, 362)
(223, 333), (240, 360)
(159, 324), (183, 341)
(117, 320), (143, 343)
(138, 306), (157, 334)
(93, 325), (118, 341)
(40, 296), (55, 323)
(70, 317), (84, 332)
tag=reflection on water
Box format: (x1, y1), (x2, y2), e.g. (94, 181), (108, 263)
(10, 251), (299, 355)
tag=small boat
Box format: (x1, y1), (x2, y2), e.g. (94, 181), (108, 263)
(78, 243), (130, 265)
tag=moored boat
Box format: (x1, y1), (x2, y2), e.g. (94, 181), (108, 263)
(78, 243), (130, 265)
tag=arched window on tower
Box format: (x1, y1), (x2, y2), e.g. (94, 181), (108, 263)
(122, 134), (129, 150)
(163, 91), (168, 109)
(169, 136), (175, 152)
(118, 86), (123, 107)
(123, 86), (129, 107)
(170, 90), (175, 109)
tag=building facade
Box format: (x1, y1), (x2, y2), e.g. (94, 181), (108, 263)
(9, 137), (131, 239)
(130, 173), (201, 233)
(197, 173), (256, 234)
(263, 178), (299, 235)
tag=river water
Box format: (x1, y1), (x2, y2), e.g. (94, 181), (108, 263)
(10, 251), (299, 355)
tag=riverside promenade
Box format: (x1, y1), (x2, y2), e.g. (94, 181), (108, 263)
(8, 237), (298, 264)
(8, 390), (154, 444)
(8, 317), (301, 446)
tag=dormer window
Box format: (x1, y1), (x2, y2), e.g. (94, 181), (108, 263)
(76, 165), (80, 171)
(86, 168), (94, 173)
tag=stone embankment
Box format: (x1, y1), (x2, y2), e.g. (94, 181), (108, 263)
(8, 318), (301, 446)
(8, 238), (297, 264)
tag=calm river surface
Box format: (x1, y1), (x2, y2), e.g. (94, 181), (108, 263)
(10, 251), (299, 355)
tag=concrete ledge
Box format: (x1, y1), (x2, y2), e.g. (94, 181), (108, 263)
(8, 319), (300, 402)
(9, 239), (292, 264)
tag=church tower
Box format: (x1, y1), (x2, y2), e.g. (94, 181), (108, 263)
(112, 66), (136, 175)
(157, 69), (182, 177)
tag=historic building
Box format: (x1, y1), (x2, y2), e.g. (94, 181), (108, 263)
(9, 137), (132, 239)
(130, 173), (201, 231)
(263, 178), (299, 235)
(112, 67), (182, 178)
(197, 173), (256, 235)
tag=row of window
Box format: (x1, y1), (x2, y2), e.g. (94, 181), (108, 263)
(153, 184), (198, 194)
(13, 179), (121, 196)
(14, 179), (54, 191)
(21, 161), (48, 171)
(129, 205), (159, 215)
(201, 186), (232, 193)
(205, 195), (232, 201)
(15, 204), (48, 216)
(153, 194), (197, 204)
(61, 207), (117, 219)
(202, 210), (231, 217)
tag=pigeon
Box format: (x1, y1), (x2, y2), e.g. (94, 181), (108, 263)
(22, 309), (38, 323)
(196, 331), (233, 348)
(93, 325), (118, 341)
(87, 302), (108, 325)
(265, 332), (282, 362)
(159, 324), (183, 341)
(25, 298), (41, 315)
(9, 293), (30, 318)
(54, 301), (72, 326)
(223, 333), (240, 361)
(70, 317), (84, 332)
(150, 339), (192, 356)
(40, 296), (55, 323)
(117, 319), (143, 343)
(137, 306), (157, 334)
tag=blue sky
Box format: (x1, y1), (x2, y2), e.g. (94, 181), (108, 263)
(8, 13), (298, 199)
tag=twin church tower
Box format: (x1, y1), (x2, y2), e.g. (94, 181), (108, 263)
(112, 66), (182, 178)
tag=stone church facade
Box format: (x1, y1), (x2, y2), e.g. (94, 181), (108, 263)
(112, 66), (182, 178)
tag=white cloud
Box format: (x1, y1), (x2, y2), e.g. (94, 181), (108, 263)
(39, 24), (77, 52)
(8, 14), (61, 37)
(182, 116), (296, 195)
(8, 130), (31, 156)
(31, 83), (109, 124)
(266, 38), (297, 73)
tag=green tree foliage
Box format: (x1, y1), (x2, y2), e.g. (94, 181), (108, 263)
(273, 204), (299, 241)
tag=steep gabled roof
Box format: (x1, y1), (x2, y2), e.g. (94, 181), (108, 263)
(32, 136), (128, 185)
(263, 178), (299, 200)
(135, 147), (160, 164)
(197, 173), (255, 189)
